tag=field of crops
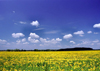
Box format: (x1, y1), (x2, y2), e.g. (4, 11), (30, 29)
(0, 50), (100, 71)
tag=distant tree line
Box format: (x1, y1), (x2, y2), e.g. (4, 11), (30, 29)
(5, 49), (56, 51)
(6, 49), (26, 51)
(0, 47), (94, 51)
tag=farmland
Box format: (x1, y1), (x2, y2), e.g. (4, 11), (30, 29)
(0, 50), (100, 71)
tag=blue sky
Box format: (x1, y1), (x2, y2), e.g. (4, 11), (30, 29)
(0, 0), (100, 50)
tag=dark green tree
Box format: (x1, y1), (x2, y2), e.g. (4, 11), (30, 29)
(34, 49), (39, 51)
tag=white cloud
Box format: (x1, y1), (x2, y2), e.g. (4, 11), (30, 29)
(70, 41), (75, 44)
(79, 35), (84, 37)
(74, 30), (84, 35)
(77, 39), (99, 46)
(0, 39), (7, 44)
(28, 37), (31, 41)
(73, 30), (84, 36)
(23, 42), (29, 44)
(29, 33), (39, 38)
(40, 38), (48, 43)
(19, 21), (26, 24)
(94, 32), (99, 34)
(93, 40), (99, 43)
(81, 41), (90, 44)
(16, 39), (29, 44)
(12, 33), (25, 38)
(22, 38), (26, 42)
(75, 39), (92, 46)
(40, 38), (62, 44)
(45, 30), (59, 34)
(31, 20), (39, 27)
(28, 37), (39, 43)
(93, 23), (100, 28)
(63, 34), (73, 39)
(16, 40), (21, 44)
(51, 39), (58, 44)
(87, 31), (92, 34)
(56, 38), (62, 41)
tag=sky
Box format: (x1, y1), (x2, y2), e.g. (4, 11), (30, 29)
(0, 0), (100, 50)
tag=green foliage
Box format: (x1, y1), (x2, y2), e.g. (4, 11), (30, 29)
(7, 49), (11, 51)
(34, 49), (39, 51)
(14, 49), (20, 51)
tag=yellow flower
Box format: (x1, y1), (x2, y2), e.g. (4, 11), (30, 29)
(14, 69), (18, 71)
(0, 51), (100, 71)
(2, 68), (6, 71)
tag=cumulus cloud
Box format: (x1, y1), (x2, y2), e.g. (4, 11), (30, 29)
(16, 39), (29, 44)
(40, 38), (62, 44)
(74, 30), (84, 35)
(22, 38), (26, 42)
(28, 37), (39, 43)
(51, 39), (58, 44)
(29, 33), (39, 38)
(12, 33), (25, 38)
(87, 31), (92, 34)
(19, 21), (26, 24)
(70, 41), (75, 44)
(56, 38), (62, 41)
(73, 30), (84, 36)
(93, 23), (100, 28)
(63, 34), (73, 39)
(0, 39), (7, 44)
(40, 38), (48, 43)
(31, 20), (39, 27)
